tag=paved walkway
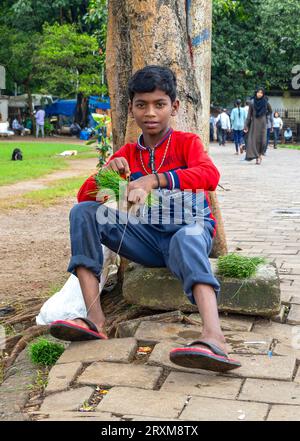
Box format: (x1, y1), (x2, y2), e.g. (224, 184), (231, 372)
(26, 144), (300, 421)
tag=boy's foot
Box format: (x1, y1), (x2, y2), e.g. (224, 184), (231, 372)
(169, 336), (241, 372)
(50, 317), (108, 341)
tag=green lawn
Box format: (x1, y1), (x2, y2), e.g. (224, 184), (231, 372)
(0, 176), (87, 210)
(0, 141), (97, 186)
(278, 144), (300, 150)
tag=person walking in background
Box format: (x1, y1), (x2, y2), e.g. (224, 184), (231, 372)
(230, 99), (247, 155)
(244, 87), (272, 165)
(264, 110), (274, 155)
(241, 100), (251, 152)
(209, 114), (215, 142)
(272, 111), (283, 149)
(216, 108), (231, 146)
(35, 107), (46, 138)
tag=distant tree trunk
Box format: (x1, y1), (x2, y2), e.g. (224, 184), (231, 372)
(74, 92), (88, 127)
(24, 81), (35, 133)
(106, 0), (227, 257)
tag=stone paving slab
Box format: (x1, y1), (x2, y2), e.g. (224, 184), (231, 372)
(45, 362), (83, 395)
(287, 304), (300, 325)
(239, 379), (300, 405)
(77, 362), (163, 390)
(160, 371), (242, 400)
(188, 313), (254, 332)
(134, 321), (202, 345)
(179, 396), (269, 421)
(272, 343), (300, 363)
(37, 412), (121, 421)
(123, 415), (179, 421)
(147, 341), (222, 375)
(225, 354), (296, 381)
(97, 387), (188, 419)
(267, 405), (300, 421)
(290, 296), (300, 305)
(223, 332), (272, 355)
(252, 320), (294, 343)
(56, 338), (137, 364)
(39, 387), (94, 413)
(135, 321), (271, 354)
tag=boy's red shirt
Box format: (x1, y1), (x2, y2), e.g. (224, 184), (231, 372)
(77, 130), (220, 235)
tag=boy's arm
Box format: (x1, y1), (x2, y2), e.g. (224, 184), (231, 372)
(161, 135), (220, 192)
(77, 144), (131, 203)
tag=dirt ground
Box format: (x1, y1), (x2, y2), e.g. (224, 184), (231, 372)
(0, 157), (97, 307)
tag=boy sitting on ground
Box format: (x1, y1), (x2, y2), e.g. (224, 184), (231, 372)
(50, 65), (241, 373)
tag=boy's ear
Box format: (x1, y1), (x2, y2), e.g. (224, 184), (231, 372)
(171, 99), (180, 116)
(128, 100), (134, 118)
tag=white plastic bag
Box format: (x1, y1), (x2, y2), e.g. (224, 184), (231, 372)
(36, 245), (118, 325)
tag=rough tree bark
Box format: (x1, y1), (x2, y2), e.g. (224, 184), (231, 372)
(106, 0), (227, 257)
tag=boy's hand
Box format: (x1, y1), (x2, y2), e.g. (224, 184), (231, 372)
(127, 175), (156, 206)
(104, 157), (131, 178)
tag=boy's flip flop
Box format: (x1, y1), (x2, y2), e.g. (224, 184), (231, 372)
(50, 318), (108, 342)
(169, 340), (241, 372)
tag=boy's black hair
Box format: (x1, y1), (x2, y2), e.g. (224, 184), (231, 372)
(128, 65), (177, 102)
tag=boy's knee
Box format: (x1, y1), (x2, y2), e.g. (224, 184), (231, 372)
(70, 201), (98, 222)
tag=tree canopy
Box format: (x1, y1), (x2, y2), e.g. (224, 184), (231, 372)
(212, 0), (300, 106)
(1, 0), (300, 108)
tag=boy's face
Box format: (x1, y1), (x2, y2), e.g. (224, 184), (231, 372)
(128, 89), (179, 137)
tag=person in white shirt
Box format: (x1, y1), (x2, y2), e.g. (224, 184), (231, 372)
(35, 107), (46, 138)
(216, 109), (231, 146)
(273, 111), (283, 149)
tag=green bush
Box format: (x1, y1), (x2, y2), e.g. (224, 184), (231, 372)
(28, 338), (65, 366)
(217, 253), (266, 279)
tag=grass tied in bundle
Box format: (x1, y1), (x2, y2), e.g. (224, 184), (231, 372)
(28, 338), (65, 366)
(94, 169), (125, 202)
(217, 253), (266, 279)
(91, 169), (156, 206)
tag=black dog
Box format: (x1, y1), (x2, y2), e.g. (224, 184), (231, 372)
(11, 148), (23, 161)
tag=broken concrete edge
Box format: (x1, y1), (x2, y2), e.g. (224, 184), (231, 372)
(128, 260), (277, 282)
(123, 262), (281, 318)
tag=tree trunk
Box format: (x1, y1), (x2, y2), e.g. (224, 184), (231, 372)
(24, 82), (35, 133)
(106, 0), (227, 256)
(106, 0), (132, 151)
(74, 92), (88, 127)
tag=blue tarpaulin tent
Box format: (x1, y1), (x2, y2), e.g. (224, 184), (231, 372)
(45, 99), (77, 117)
(89, 96), (110, 112)
(45, 96), (110, 119)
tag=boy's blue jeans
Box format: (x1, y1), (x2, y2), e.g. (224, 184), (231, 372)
(67, 201), (221, 305)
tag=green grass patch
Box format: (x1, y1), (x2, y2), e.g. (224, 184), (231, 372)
(0, 176), (87, 209)
(28, 338), (65, 366)
(0, 141), (96, 186)
(217, 253), (266, 279)
(278, 144), (300, 150)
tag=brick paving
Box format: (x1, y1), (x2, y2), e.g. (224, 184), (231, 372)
(34, 143), (300, 421)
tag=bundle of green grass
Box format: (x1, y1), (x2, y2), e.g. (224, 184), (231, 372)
(92, 169), (155, 206)
(217, 253), (266, 279)
(28, 338), (65, 366)
(94, 169), (125, 201)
